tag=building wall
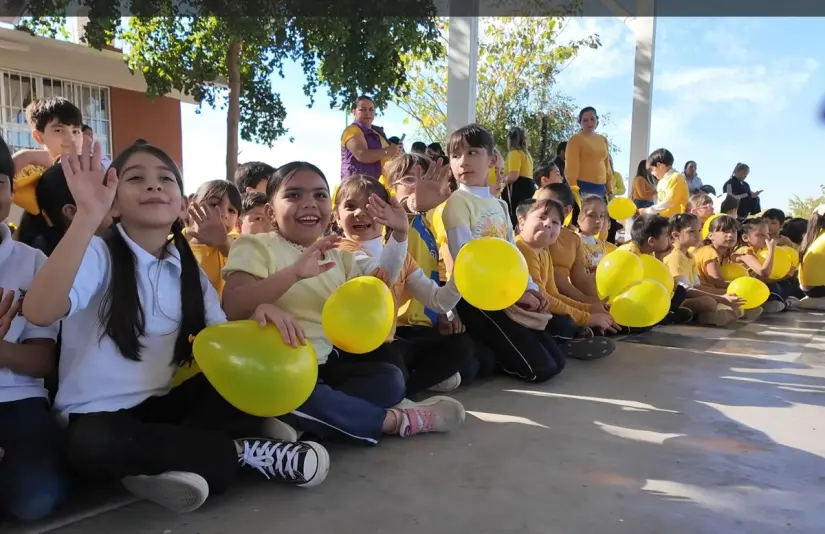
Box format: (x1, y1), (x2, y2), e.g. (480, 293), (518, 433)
(109, 87), (183, 170)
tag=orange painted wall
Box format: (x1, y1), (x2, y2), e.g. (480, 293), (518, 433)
(109, 87), (183, 170)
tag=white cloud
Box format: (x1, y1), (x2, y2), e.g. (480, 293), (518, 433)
(556, 18), (636, 86)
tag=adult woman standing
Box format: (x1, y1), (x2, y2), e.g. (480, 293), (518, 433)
(630, 159), (657, 209)
(340, 95), (401, 181)
(723, 163), (761, 218)
(564, 107), (613, 200)
(682, 161), (703, 194)
(502, 127), (537, 229)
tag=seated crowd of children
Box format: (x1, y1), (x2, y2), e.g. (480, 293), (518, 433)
(1, 97), (823, 523)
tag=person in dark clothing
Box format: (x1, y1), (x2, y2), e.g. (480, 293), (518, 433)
(722, 163), (761, 218)
(553, 142), (567, 179)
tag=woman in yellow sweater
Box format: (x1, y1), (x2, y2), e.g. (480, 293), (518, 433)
(565, 107), (613, 200)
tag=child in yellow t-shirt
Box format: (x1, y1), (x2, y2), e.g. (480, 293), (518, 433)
(687, 192), (714, 228)
(221, 161), (464, 443)
(663, 213), (744, 326)
(575, 195), (616, 278)
(731, 218), (794, 313)
(797, 206), (825, 310)
(639, 148), (688, 219)
(441, 124), (563, 383)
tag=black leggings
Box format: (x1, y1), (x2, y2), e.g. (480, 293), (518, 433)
(456, 300), (565, 382)
(806, 286), (825, 298)
(64, 374), (262, 494)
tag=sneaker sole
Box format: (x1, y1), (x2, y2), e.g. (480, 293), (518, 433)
(298, 441), (330, 489)
(122, 472), (208, 513)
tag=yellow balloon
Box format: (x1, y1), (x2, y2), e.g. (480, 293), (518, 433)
(607, 197), (637, 220)
(639, 254), (674, 295)
(610, 279), (670, 328)
(801, 233), (825, 287)
(757, 248), (792, 280)
(322, 276), (395, 354)
(454, 237), (528, 311)
(596, 249), (644, 301)
(778, 245), (799, 268)
(727, 277), (770, 310)
(720, 262), (749, 282)
(702, 213), (721, 239)
(193, 321), (318, 417)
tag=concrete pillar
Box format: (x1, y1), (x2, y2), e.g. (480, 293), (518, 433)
(627, 0), (657, 190)
(446, 1), (479, 137)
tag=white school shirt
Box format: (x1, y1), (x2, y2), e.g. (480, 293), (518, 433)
(0, 224), (60, 403)
(54, 224), (226, 422)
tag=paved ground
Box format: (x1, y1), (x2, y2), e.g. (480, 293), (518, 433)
(8, 311), (825, 534)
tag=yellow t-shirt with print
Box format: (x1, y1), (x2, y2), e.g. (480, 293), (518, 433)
(662, 243), (699, 287)
(579, 235), (616, 276)
(656, 170), (689, 218)
(221, 231), (364, 365)
(341, 124), (390, 173)
(506, 149), (533, 178)
(440, 189), (511, 242)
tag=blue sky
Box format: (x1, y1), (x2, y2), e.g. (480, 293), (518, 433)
(181, 17), (825, 211)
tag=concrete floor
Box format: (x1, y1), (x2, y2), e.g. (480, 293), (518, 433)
(9, 311), (825, 534)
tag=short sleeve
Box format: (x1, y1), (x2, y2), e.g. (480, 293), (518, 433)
(68, 237), (110, 317)
(505, 151), (523, 174)
(662, 250), (682, 278)
(341, 125), (363, 147)
(223, 235), (273, 280)
(440, 194), (471, 232)
(202, 274), (228, 326)
(20, 249), (60, 341)
(694, 246), (719, 268)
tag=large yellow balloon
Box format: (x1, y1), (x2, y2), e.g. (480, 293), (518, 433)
(640, 254), (674, 295)
(778, 245), (799, 268)
(596, 249), (644, 301)
(193, 321), (318, 417)
(801, 233), (825, 287)
(727, 277), (770, 310)
(610, 279), (670, 328)
(607, 197), (637, 220)
(453, 237), (528, 310)
(702, 213), (721, 239)
(322, 276), (395, 354)
(757, 248), (792, 280)
(720, 262), (749, 282)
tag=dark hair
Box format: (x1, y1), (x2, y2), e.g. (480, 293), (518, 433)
(234, 161), (275, 193)
(241, 191), (268, 215)
(135, 138), (149, 145)
(507, 127), (528, 152)
(267, 161), (328, 201)
(388, 136), (401, 145)
(25, 97), (83, 132)
(669, 212), (699, 234)
(410, 142), (427, 154)
(687, 192), (713, 211)
(683, 160), (696, 172)
(635, 159), (649, 178)
(447, 124), (495, 156)
(737, 217), (767, 250)
(647, 148), (674, 168)
(780, 217), (808, 246)
(703, 214), (739, 245)
(515, 198), (564, 223)
(102, 142), (205, 366)
(556, 141), (567, 156)
(720, 194), (740, 214)
(578, 106), (598, 122)
(799, 212), (824, 259)
(194, 179), (242, 215)
(427, 142), (443, 155)
(761, 208), (785, 222)
(82, 124), (93, 133)
(532, 161), (559, 188)
(352, 95), (373, 110)
(538, 182), (575, 208)
(630, 213), (669, 246)
(579, 194), (606, 212)
(0, 136), (12, 187)
(15, 162), (76, 255)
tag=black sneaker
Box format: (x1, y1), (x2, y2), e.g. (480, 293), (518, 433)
(237, 438), (329, 488)
(662, 307), (694, 325)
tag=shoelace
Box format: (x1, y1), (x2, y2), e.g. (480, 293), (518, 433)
(405, 408), (436, 436)
(239, 440), (302, 480)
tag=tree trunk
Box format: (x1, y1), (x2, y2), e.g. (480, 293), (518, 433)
(226, 40), (242, 182)
(539, 115), (549, 162)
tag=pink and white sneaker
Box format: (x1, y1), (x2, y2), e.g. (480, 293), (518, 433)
(397, 396), (465, 437)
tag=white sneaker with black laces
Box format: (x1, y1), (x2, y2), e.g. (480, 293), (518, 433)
(122, 471), (209, 513)
(237, 439), (329, 488)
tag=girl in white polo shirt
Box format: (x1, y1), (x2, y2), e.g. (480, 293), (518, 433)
(23, 140), (329, 515)
(0, 137), (65, 522)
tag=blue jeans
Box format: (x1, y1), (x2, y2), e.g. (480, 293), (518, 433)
(0, 397), (66, 521)
(577, 180), (607, 198)
(281, 346), (406, 445)
(633, 199), (653, 209)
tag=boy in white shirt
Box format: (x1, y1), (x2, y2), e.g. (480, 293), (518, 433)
(0, 139), (64, 522)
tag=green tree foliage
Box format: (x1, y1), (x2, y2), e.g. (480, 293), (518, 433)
(788, 185), (825, 218)
(397, 3), (602, 163)
(19, 0), (442, 179)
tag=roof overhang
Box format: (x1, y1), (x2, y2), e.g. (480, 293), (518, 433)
(0, 26), (199, 103)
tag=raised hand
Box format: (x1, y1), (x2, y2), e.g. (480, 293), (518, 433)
(408, 159), (452, 213)
(366, 194), (409, 237)
(289, 234), (340, 281)
(0, 289), (20, 341)
(766, 237), (777, 250)
(252, 303), (306, 348)
(187, 202), (228, 247)
(61, 136), (117, 225)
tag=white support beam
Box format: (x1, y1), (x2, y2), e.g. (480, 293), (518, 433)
(627, 0), (657, 188)
(446, 1), (479, 138)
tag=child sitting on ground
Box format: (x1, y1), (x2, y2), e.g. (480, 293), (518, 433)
(237, 192), (271, 235)
(732, 218), (796, 312)
(234, 161), (275, 195)
(576, 194), (617, 278)
(798, 206), (825, 310)
(619, 214), (693, 324)
(780, 217), (808, 250)
(515, 198), (617, 359)
(662, 213), (744, 326)
(761, 208), (794, 247)
(687, 192), (714, 228)
(719, 195), (740, 218)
